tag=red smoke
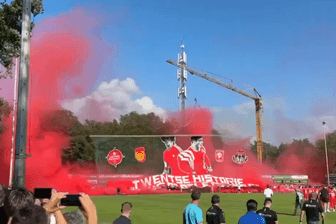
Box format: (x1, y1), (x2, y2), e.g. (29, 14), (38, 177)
(169, 108), (273, 188)
(169, 107), (332, 187)
(73, 86), (84, 95)
(275, 141), (334, 184)
(0, 7), (112, 194)
(0, 118), (13, 186)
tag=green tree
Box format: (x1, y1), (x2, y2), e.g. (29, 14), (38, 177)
(250, 141), (278, 164)
(277, 142), (288, 156)
(290, 138), (315, 155)
(118, 112), (161, 135)
(0, 97), (11, 135)
(86, 112), (171, 174)
(40, 109), (82, 135)
(63, 135), (95, 164)
(62, 111), (171, 172)
(0, 0), (43, 78)
(316, 131), (336, 173)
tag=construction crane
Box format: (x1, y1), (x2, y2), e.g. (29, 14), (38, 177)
(167, 59), (264, 163)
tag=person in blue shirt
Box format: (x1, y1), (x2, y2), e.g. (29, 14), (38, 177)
(238, 199), (266, 224)
(183, 190), (203, 224)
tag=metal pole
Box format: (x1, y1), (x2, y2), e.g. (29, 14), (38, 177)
(177, 44), (187, 126)
(9, 58), (19, 189)
(323, 124), (330, 186)
(13, 0), (31, 188)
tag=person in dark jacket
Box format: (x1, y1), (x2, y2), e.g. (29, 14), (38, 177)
(206, 195), (225, 224)
(257, 198), (278, 224)
(319, 186), (330, 213)
(300, 192), (325, 224)
(113, 202), (132, 224)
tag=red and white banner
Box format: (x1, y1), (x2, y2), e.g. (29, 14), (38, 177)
(130, 174), (258, 190)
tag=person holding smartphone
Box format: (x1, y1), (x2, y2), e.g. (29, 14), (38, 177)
(36, 189), (98, 224)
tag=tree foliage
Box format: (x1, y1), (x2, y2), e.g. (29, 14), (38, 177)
(0, 97), (11, 135)
(290, 138), (315, 155)
(57, 110), (226, 173)
(60, 111), (176, 166)
(250, 140), (278, 164)
(250, 138), (318, 165)
(0, 0), (43, 78)
(316, 131), (336, 172)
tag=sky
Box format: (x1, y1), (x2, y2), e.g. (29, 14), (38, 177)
(1, 0), (336, 146)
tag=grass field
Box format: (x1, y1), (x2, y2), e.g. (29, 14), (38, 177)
(65, 193), (336, 223)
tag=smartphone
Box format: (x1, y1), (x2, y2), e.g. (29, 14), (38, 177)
(60, 194), (82, 206)
(34, 188), (52, 199)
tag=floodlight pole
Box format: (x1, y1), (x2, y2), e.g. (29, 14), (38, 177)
(323, 123), (330, 186)
(13, 0), (32, 188)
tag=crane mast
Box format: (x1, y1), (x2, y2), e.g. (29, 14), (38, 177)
(167, 59), (263, 163)
(177, 44), (187, 111)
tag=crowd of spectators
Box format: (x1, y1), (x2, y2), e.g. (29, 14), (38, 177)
(217, 184), (336, 195)
(0, 184), (98, 224)
(1, 182), (335, 224)
(183, 185), (333, 224)
(183, 190), (275, 224)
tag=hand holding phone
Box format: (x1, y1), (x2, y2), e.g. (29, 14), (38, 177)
(79, 193), (97, 222)
(43, 191), (68, 214)
(34, 188), (52, 199)
(61, 194), (82, 206)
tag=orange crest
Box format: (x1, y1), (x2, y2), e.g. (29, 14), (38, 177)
(135, 147), (146, 162)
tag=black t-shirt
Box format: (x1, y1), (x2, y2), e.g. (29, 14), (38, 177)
(302, 200), (324, 221)
(206, 205), (225, 224)
(320, 188), (329, 199)
(256, 207), (278, 224)
(113, 215), (132, 224)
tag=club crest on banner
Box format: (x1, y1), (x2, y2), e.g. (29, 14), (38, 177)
(215, 150), (224, 162)
(135, 147), (146, 162)
(232, 150), (248, 165)
(106, 148), (125, 168)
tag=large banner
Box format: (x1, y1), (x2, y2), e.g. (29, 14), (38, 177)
(131, 174), (250, 190)
(94, 136), (222, 175)
(92, 135), (257, 191)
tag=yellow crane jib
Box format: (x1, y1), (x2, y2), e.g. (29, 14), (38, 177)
(167, 59), (264, 163)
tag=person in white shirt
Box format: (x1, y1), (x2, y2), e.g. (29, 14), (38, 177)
(264, 185), (273, 199)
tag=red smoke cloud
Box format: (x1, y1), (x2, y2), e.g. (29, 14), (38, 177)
(275, 141), (335, 184)
(25, 7), (113, 193)
(73, 86), (84, 95)
(169, 108), (274, 188)
(0, 118), (13, 185)
(0, 7), (112, 193)
(169, 107), (332, 187)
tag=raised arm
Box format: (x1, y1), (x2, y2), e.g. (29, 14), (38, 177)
(79, 193), (98, 224)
